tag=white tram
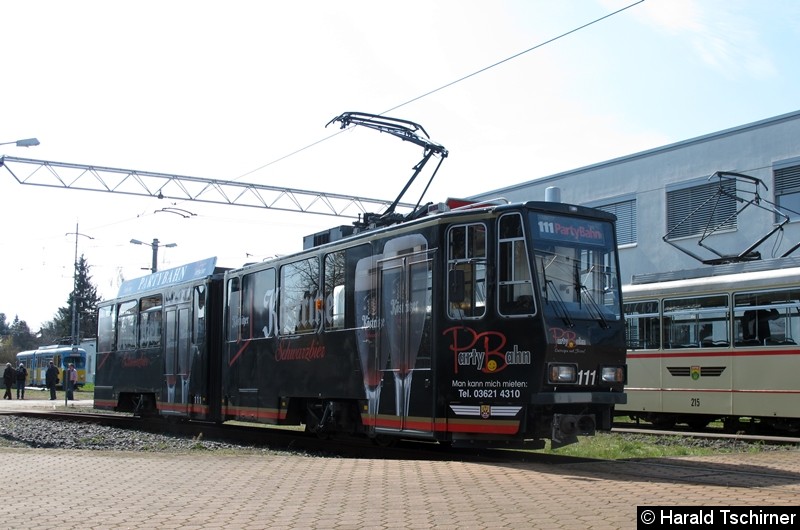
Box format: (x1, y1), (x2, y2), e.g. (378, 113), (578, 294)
(620, 257), (800, 432)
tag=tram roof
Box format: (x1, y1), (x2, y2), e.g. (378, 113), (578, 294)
(623, 257), (800, 295)
(116, 257), (220, 298)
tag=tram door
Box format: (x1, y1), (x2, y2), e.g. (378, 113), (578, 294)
(378, 234), (433, 433)
(165, 306), (192, 410)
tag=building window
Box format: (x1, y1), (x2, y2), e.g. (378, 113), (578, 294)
(597, 199), (636, 245)
(666, 179), (737, 239)
(775, 163), (800, 221)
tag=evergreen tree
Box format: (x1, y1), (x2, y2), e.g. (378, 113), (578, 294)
(0, 314), (37, 364)
(7, 316), (38, 352)
(0, 313), (17, 364)
(49, 254), (102, 343)
(37, 321), (63, 346)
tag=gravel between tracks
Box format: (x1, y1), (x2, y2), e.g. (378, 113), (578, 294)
(0, 415), (277, 453)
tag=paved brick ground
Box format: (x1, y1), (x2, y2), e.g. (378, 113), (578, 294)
(1, 399), (798, 529)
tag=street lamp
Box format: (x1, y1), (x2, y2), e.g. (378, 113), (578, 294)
(131, 238), (177, 273)
(67, 224), (94, 347)
(66, 223), (93, 407)
(0, 137), (40, 147)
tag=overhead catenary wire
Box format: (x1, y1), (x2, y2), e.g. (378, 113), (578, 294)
(236, 0), (646, 182)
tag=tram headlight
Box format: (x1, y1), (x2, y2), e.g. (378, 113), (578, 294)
(548, 364), (576, 383)
(601, 366), (625, 384)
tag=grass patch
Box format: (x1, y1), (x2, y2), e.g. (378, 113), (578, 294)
(22, 386), (94, 401)
(535, 431), (798, 459)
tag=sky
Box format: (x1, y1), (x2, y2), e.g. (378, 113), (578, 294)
(2, 0), (799, 332)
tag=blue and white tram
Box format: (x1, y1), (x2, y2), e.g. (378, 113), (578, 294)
(620, 257), (800, 431)
(17, 345), (89, 389)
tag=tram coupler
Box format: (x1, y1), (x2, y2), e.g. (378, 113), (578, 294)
(551, 413), (596, 449)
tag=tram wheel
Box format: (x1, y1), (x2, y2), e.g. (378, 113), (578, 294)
(687, 419), (709, 430)
(722, 417), (741, 433)
(650, 415), (676, 429)
(371, 434), (397, 448)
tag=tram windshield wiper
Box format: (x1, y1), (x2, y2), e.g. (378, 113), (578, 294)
(576, 265), (609, 329)
(578, 285), (609, 328)
(540, 255), (573, 327)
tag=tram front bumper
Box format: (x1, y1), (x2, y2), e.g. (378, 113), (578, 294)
(531, 391), (627, 405)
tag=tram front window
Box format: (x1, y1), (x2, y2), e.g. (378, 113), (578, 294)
(64, 356), (85, 370)
(531, 212), (620, 322)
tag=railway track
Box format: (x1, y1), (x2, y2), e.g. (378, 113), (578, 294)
(5, 409), (797, 464)
(613, 422), (800, 446)
(2, 410), (600, 464)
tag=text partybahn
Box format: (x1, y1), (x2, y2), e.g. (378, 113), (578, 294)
(637, 506), (797, 528)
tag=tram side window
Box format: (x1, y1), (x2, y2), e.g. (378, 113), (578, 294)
(447, 223), (487, 319)
(734, 289), (800, 346)
(97, 305), (115, 353)
(193, 285), (206, 350)
(117, 300), (138, 350)
(280, 257), (321, 334)
(324, 250), (347, 330)
(139, 295), (163, 348)
(663, 295), (729, 348)
(497, 214), (534, 317)
(324, 244), (370, 331)
(242, 268), (277, 339)
(624, 300), (659, 349)
(324, 251), (345, 330)
(226, 277), (241, 342)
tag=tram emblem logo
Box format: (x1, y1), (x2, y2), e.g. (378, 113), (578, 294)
(550, 327), (588, 352)
(480, 405), (491, 419)
(690, 366), (701, 380)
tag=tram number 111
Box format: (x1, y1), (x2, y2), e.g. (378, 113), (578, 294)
(577, 370), (596, 386)
(538, 221), (556, 234)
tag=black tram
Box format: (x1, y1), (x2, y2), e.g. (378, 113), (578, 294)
(95, 199), (626, 448)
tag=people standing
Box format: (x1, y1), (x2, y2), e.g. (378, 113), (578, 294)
(66, 363), (77, 400)
(45, 361), (59, 400)
(3, 363), (13, 400)
(15, 363), (27, 400)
